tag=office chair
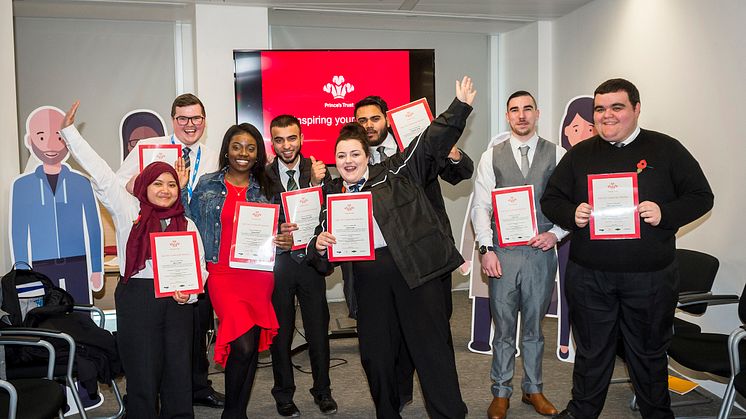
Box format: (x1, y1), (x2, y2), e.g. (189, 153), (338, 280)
(0, 335), (66, 419)
(714, 287), (746, 418)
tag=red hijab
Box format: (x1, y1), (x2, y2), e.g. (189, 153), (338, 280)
(123, 162), (188, 280)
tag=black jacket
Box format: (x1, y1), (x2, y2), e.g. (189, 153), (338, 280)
(266, 154), (332, 264)
(309, 98), (473, 290)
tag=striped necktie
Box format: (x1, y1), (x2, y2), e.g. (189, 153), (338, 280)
(286, 170), (299, 191)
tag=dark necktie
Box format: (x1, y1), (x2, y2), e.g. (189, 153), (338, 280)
(286, 169), (299, 191)
(182, 147), (192, 170)
(376, 146), (388, 163)
(349, 178), (366, 193)
(519, 145), (530, 178)
(615, 142), (625, 148)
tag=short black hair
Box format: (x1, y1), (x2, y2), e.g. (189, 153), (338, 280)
(506, 90), (537, 109)
(335, 123), (370, 158)
(354, 96), (388, 117)
(171, 93), (205, 117)
(269, 114), (302, 135)
(594, 78), (640, 107)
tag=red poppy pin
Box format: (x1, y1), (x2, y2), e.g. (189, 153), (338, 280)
(636, 159), (648, 174)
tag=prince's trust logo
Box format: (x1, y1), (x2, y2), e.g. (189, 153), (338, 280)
(323, 75), (355, 99)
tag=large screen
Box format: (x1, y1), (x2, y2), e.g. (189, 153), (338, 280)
(234, 49), (435, 163)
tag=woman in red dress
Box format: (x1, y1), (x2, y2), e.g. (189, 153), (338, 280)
(188, 123), (292, 419)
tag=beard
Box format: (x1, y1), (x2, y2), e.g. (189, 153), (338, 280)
(367, 126), (389, 146)
(277, 145), (302, 165)
(30, 142), (67, 166)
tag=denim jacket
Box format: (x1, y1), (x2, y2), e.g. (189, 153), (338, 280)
(185, 169), (270, 263)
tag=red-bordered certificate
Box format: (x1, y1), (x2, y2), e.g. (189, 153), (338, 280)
(229, 202), (280, 270)
(327, 192), (375, 262)
(491, 185), (538, 247)
(150, 231), (203, 298)
(138, 144), (182, 172)
(587, 172), (640, 240)
(281, 186), (323, 251)
(386, 98), (435, 151)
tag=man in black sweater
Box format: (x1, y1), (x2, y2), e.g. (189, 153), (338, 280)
(541, 78), (713, 419)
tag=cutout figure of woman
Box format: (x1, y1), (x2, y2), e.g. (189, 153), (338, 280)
(556, 96), (596, 361)
(119, 109), (167, 162)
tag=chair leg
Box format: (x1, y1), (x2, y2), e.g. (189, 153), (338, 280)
(66, 376), (89, 419)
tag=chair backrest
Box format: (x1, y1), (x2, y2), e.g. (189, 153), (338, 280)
(676, 248), (719, 315)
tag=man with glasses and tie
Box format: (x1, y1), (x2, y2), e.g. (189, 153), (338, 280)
(116, 93), (224, 409)
(266, 114), (335, 417)
(471, 90), (567, 419)
(353, 96), (474, 411)
(541, 79), (714, 419)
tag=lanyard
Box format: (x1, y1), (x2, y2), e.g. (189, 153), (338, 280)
(171, 135), (202, 200)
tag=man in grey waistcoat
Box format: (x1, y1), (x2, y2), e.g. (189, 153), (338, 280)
(471, 90), (567, 419)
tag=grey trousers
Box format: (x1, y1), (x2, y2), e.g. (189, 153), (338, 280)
(489, 246), (557, 397)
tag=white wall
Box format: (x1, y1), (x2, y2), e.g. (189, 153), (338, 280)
(14, 17), (178, 169)
(194, 5), (269, 151)
(1, 1), (20, 272)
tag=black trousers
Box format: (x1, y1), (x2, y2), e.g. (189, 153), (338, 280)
(396, 273), (454, 403)
(115, 278), (194, 419)
(270, 252), (331, 404)
(192, 282), (215, 399)
(354, 248), (465, 419)
(565, 260), (679, 419)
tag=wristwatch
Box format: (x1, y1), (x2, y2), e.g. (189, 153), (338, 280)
(478, 245), (495, 255)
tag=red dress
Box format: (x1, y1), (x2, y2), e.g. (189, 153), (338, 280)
(207, 183), (279, 367)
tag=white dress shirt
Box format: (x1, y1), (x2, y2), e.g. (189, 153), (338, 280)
(368, 132), (399, 164)
(278, 158), (302, 191)
(471, 133), (569, 247)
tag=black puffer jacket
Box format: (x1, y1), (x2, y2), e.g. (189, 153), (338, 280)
(310, 97), (472, 290)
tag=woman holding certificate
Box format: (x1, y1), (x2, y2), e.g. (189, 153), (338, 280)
(187, 123), (292, 419)
(59, 102), (208, 419)
(311, 77), (476, 419)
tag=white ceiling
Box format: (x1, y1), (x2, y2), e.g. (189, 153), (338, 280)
(13, 0), (594, 34)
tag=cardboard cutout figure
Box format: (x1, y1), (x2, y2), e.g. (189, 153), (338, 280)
(119, 109), (167, 162)
(459, 131), (512, 355)
(10, 106), (104, 304)
(555, 96), (597, 362)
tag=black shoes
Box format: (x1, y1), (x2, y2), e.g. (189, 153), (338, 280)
(193, 391), (225, 408)
(276, 401), (301, 417)
(314, 394), (338, 415)
(553, 409), (577, 419)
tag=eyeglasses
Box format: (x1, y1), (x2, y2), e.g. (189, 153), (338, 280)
(174, 115), (205, 126)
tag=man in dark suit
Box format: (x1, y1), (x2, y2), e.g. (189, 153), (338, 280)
(353, 96), (474, 411)
(267, 115), (336, 417)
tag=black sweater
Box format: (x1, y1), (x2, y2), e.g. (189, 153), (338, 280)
(540, 129), (714, 272)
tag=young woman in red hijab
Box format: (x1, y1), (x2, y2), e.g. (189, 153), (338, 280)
(60, 101), (208, 419)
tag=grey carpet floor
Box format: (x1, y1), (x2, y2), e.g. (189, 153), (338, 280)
(76, 290), (734, 418)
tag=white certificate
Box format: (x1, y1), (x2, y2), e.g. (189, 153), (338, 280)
(138, 144), (181, 172)
(491, 185), (538, 247)
(386, 98), (435, 150)
(281, 186), (323, 250)
(229, 202), (280, 270)
(327, 192), (375, 262)
(588, 172), (640, 240)
(150, 231), (203, 298)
